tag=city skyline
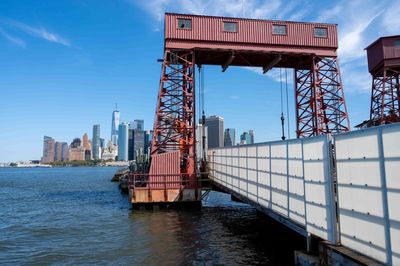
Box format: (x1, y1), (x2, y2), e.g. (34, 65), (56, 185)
(1, 0), (399, 162)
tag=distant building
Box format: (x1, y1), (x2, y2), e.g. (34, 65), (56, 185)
(118, 122), (129, 161)
(131, 119), (144, 131)
(196, 124), (208, 161)
(240, 130), (254, 145)
(144, 130), (153, 155)
(249, 130), (254, 144)
(102, 140), (117, 161)
(82, 133), (90, 150)
(134, 130), (145, 160)
(70, 138), (82, 149)
(100, 138), (105, 149)
(85, 150), (91, 161)
(111, 108), (120, 145)
(128, 129), (134, 161)
(205, 116), (224, 148)
(92, 124), (100, 160)
(42, 136), (55, 163)
(61, 142), (69, 161)
(54, 142), (63, 161)
(224, 128), (235, 147)
(69, 147), (85, 161)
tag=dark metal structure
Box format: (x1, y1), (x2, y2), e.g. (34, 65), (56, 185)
(366, 35), (400, 126)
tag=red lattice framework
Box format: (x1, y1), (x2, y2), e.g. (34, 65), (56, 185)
(370, 68), (400, 125)
(150, 50), (196, 176)
(295, 57), (350, 137)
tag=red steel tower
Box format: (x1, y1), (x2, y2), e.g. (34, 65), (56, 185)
(366, 35), (400, 125)
(130, 13), (351, 207)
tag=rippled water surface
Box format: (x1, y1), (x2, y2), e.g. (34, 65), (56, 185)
(0, 167), (305, 265)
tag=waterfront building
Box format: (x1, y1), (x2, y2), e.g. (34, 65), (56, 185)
(54, 142), (63, 161)
(61, 142), (69, 161)
(204, 115), (224, 148)
(42, 136), (55, 163)
(84, 150), (91, 161)
(111, 107), (120, 145)
(196, 124), (208, 161)
(102, 140), (117, 161)
(68, 147), (85, 161)
(92, 124), (100, 160)
(82, 133), (90, 150)
(224, 128), (236, 147)
(118, 122), (129, 161)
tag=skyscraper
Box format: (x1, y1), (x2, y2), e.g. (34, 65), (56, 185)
(82, 133), (90, 150)
(128, 129), (134, 161)
(204, 115), (224, 148)
(134, 129), (145, 160)
(240, 130), (254, 145)
(54, 142), (63, 161)
(144, 130), (153, 155)
(224, 128), (236, 147)
(92, 124), (100, 160)
(131, 119), (144, 131)
(111, 107), (120, 145)
(61, 142), (69, 162)
(118, 122), (129, 161)
(42, 136), (55, 163)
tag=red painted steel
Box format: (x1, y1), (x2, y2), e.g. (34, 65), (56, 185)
(165, 13), (338, 57)
(366, 35), (400, 74)
(149, 151), (181, 188)
(367, 36), (400, 126)
(150, 50), (197, 180)
(295, 57), (350, 137)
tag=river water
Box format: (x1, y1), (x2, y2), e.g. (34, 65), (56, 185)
(0, 167), (305, 265)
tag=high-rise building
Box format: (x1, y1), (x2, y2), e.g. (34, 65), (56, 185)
(118, 122), (129, 161)
(144, 130), (153, 155)
(224, 128), (236, 147)
(69, 147), (85, 161)
(82, 133), (90, 150)
(54, 142), (63, 161)
(131, 119), (144, 131)
(249, 130), (254, 144)
(92, 124), (100, 160)
(134, 129), (145, 160)
(128, 129), (134, 161)
(204, 115), (224, 148)
(70, 138), (82, 149)
(42, 136), (55, 163)
(61, 142), (69, 161)
(99, 138), (105, 149)
(111, 107), (120, 145)
(196, 124), (208, 161)
(240, 131), (254, 145)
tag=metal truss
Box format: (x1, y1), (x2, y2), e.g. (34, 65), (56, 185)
(150, 50), (196, 176)
(370, 68), (400, 125)
(295, 57), (350, 138)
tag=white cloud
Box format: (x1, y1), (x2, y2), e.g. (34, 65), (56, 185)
(1, 19), (70, 46)
(0, 27), (26, 48)
(382, 2), (400, 34)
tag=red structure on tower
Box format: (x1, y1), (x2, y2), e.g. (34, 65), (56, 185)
(366, 35), (400, 126)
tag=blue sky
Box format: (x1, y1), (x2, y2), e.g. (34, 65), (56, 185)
(0, 0), (399, 162)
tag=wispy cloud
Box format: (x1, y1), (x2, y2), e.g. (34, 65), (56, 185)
(0, 27), (26, 48)
(1, 18), (70, 46)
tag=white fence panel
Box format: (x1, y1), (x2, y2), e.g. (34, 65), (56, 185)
(257, 144), (271, 208)
(335, 124), (400, 265)
(270, 142), (288, 217)
(303, 135), (336, 243)
(288, 140), (306, 226)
